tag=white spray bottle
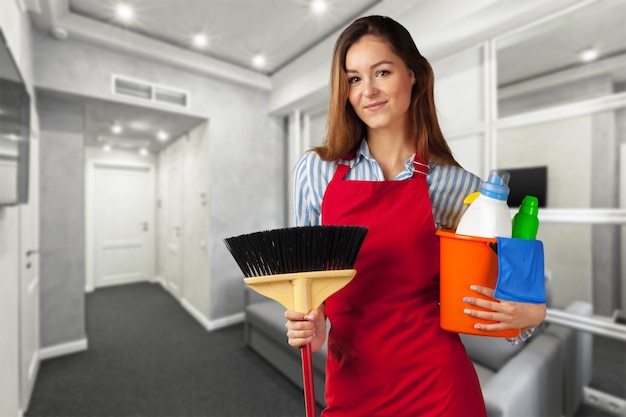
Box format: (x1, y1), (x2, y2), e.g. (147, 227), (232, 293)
(456, 170), (512, 238)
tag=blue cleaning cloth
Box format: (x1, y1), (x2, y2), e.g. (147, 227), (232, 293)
(494, 237), (546, 304)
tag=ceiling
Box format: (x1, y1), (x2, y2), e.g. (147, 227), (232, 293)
(28, 0), (383, 153)
(36, 89), (207, 153)
(67, 0), (381, 75)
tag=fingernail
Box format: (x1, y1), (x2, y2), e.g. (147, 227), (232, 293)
(463, 309), (471, 314)
(474, 324), (482, 329)
(470, 285), (478, 290)
(304, 314), (314, 320)
(463, 297), (471, 303)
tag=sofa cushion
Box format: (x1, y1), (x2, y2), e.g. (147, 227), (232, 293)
(246, 301), (290, 346)
(471, 361), (496, 386)
(460, 333), (524, 372)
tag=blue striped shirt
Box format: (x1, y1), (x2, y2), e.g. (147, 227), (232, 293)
(292, 139), (534, 344)
(292, 139), (481, 229)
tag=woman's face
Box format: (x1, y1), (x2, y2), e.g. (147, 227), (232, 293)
(345, 35), (415, 134)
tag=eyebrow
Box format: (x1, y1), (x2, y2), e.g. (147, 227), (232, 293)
(345, 60), (395, 74)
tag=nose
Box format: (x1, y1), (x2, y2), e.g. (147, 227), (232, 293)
(363, 77), (378, 97)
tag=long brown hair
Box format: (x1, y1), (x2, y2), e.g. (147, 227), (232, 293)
(313, 15), (459, 167)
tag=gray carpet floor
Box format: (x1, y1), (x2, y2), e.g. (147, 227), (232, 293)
(26, 282), (308, 417)
(26, 282), (624, 417)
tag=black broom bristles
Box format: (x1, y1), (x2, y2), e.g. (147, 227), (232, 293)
(223, 225), (369, 278)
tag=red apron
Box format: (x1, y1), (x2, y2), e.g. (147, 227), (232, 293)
(320, 155), (487, 417)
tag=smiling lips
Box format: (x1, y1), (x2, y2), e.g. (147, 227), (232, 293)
(364, 101), (387, 111)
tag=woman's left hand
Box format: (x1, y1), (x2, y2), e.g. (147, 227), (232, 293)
(463, 285), (546, 331)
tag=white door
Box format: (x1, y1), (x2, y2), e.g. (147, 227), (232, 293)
(165, 154), (182, 298)
(19, 133), (39, 411)
(94, 164), (154, 288)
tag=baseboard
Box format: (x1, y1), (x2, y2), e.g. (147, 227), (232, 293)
(27, 350), (39, 384)
(180, 298), (244, 331)
(583, 386), (626, 416)
(181, 299), (212, 330)
(39, 338), (88, 361)
(209, 312), (245, 331)
(153, 276), (166, 289)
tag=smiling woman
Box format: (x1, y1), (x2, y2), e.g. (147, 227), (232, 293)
(286, 15), (547, 417)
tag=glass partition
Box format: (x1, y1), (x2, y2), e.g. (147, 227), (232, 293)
(496, 0), (626, 118)
(497, 105), (625, 209)
(538, 222), (593, 309)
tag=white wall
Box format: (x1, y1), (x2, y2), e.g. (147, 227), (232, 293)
(0, 0), (38, 415)
(38, 95), (86, 350)
(157, 122), (214, 326)
(32, 26), (285, 327)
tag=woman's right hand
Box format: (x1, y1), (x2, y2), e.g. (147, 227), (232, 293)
(285, 305), (327, 352)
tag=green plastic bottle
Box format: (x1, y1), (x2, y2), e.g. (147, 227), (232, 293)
(512, 195), (539, 239)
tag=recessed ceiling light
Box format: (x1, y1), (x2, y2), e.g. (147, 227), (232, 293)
(580, 47), (598, 62)
(139, 148), (149, 156)
(111, 123), (123, 134)
(311, 0), (327, 14)
(103, 144), (112, 152)
(129, 121), (150, 131)
(115, 3), (134, 23)
(192, 33), (209, 49)
(157, 130), (169, 141)
(252, 54), (266, 69)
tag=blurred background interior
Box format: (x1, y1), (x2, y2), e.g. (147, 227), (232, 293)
(1, 0), (625, 416)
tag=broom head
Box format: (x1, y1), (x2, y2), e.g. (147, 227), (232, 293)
(223, 225), (368, 278)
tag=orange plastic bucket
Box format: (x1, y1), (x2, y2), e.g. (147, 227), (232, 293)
(436, 230), (519, 338)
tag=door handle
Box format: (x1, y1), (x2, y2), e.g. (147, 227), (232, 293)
(26, 249), (39, 257)
(141, 222), (148, 231)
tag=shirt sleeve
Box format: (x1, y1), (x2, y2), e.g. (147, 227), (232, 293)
(292, 152), (321, 226)
(428, 165), (482, 230)
(507, 326), (536, 345)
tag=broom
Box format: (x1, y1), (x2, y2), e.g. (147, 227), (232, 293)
(224, 225), (368, 417)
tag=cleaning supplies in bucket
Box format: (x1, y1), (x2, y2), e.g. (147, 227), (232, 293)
(437, 230), (520, 338)
(456, 170), (512, 238)
(494, 195), (545, 303)
(438, 169), (546, 337)
(512, 195), (540, 239)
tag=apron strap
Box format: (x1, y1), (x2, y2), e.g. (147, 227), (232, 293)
(412, 153), (430, 177)
(331, 162), (351, 181)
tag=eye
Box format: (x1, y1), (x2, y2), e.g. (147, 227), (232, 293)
(348, 76), (361, 84)
(376, 70), (390, 78)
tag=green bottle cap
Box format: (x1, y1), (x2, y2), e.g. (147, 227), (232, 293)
(519, 195), (539, 216)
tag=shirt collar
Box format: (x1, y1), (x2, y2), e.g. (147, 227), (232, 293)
(346, 139), (416, 168)
(341, 139), (433, 178)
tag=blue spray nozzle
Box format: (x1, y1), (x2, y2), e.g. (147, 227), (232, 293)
(481, 170), (510, 201)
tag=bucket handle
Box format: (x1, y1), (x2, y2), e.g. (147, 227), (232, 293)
(488, 242), (498, 254)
